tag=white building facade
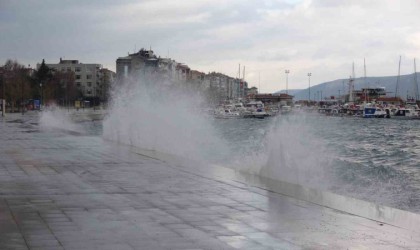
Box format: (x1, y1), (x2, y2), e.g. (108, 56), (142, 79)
(39, 59), (104, 98)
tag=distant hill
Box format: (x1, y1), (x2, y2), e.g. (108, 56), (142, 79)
(277, 73), (419, 101)
(274, 89), (302, 96)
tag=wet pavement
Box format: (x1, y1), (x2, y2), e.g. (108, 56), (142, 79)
(0, 112), (419, 250)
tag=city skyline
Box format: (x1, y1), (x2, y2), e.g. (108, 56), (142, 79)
(2, 0), (420, 92)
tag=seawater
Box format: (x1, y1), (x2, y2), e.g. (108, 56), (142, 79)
(211, 115), (420, 213)
(100, 103), (420, 213)
(43, 106), (420, 213)
(69, 78), (420, 213)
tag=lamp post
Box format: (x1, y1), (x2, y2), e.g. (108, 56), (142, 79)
(66, 80), (69, 112)
(307, 73), (311, 103)
(1, 72), (4, 117)
(21, 71), (24, 115)
(285, 70), (290, 95)
(39, 83), (43, 110)
(0, 70), (6, 117)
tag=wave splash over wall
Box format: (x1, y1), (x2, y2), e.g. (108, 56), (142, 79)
(103, 77), (229, 162)
(103, 75), (336, 195)
(39, 105), (85, 133)
(104, 77), (333, 191)
(232, 115), (334, 190)
(262, 116), (334, 189)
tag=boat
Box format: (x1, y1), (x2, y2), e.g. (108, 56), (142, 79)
(243, 101), (269, 119)
(280, 105), (292, 114)
(374, 108), (387, 118)
(214, 107), (242, 119)
(363, 107), (376, 118)
(363, 106), (387, 118)
(392, 107), (419, 119)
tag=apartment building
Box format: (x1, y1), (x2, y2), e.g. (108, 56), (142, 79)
(39, 58), (104, 98)
(115, 48), (248, 102)
(99, 68), (116, 101)
(116, 49), (159, 80)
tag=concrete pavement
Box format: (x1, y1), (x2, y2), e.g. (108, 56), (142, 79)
(0, 112), (419, 249)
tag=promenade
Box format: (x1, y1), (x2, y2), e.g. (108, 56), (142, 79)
(0, 112), (419, 250)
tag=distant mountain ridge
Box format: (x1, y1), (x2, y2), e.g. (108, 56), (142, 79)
(275, 89), (301, 96)
(276, 73), (419, 101)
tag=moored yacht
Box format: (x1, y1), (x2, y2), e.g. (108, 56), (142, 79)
(392, 107), (419, 119)
(363, 106), (387, 118)
(243, 101), (269, 119)
(214, 107), (241, 119)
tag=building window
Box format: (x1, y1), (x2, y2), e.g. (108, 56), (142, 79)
(87, 90), (91, 95)
(87, 82), (92, 87)
(86, 75), (92, 79)
(67, 67), (72, 72)
(76, 82), (81, 87)
(75, 67), (81, 72)
(76, 75), (81, 80)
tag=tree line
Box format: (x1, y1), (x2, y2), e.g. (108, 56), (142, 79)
(0, 59), (81, 112)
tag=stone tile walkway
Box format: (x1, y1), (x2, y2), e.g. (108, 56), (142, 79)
(0, 112), (419, 249)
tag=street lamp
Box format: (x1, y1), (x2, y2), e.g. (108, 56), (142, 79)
(1, 72), (4, 117)
(66, 80), (69, 112)
(39, 83), (43, 110)
(21, 70), (24, 115)
(307, 73), (311, 103)
(285, 70), (290, 94)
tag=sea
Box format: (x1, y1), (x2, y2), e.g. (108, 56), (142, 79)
(40, 79), (420, 214)
(211, 115), (420, 213)
(70, 111), (420, 214)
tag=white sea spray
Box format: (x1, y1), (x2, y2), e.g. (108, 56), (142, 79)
(39, 105), (85, 133)
(102, 77), (229, 162)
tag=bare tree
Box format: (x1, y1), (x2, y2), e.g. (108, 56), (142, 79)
(2, 60), (31, 112)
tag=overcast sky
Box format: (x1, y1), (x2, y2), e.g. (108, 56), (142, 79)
(1, 0), (420, 92)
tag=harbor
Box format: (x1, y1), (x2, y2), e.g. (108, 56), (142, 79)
(2, 1), (420, 249)
(1, 111), (420, 249)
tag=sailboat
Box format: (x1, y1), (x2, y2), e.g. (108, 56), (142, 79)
(414, 59), (420, 108)
(392, 58), (420, 119)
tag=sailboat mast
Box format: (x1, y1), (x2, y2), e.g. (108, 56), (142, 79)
(415, 58), (419, 101)
(349, 62), (355, 103)
(364, 58), (367, 102)
(395, 56), (401, 98)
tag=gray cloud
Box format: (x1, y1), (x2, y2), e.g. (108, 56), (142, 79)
(1, 0), (420, 92)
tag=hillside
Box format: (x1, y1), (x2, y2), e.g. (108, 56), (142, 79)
(278, 73), (419, 101)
